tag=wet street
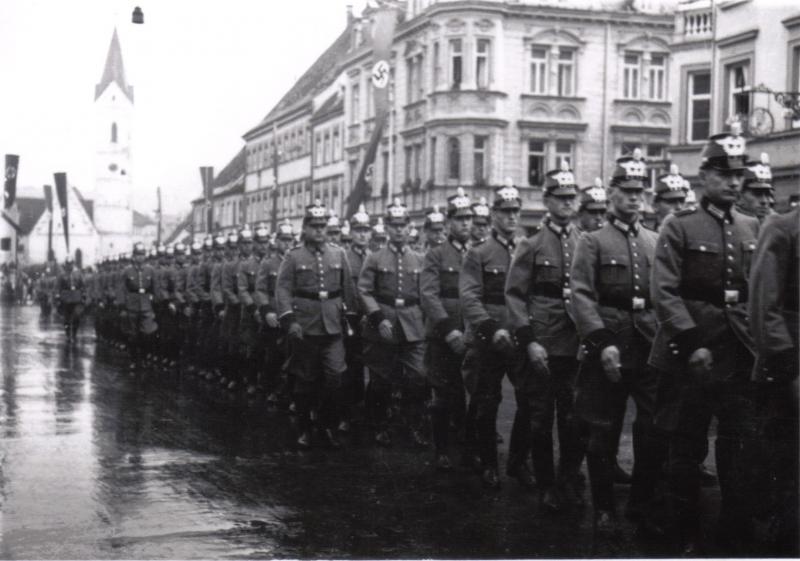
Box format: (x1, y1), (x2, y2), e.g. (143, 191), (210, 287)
(0, 305), (714, 559)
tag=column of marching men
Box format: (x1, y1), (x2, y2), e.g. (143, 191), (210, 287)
(36, 128), (798, 556)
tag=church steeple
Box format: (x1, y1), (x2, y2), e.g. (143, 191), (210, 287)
(95, 28), (134, 102)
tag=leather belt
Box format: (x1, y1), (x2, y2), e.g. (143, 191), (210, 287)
(376, 295), (419, 308)
(293, 289), (341, 301)
(482, 294), (505, 306)
(530, 284), (571, 300)
(439, 288), (460, 299)
(679, 286), (747, 307)
(599, 294), (651, 311)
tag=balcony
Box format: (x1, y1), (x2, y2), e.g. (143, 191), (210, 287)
(678, 0), (713, 41)
(347, 123), (361, 146)
(428, 89), (507, 125)
(403, 99), (427, 130)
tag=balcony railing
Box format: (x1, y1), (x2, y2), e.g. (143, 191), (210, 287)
(683, 9), (712, 39)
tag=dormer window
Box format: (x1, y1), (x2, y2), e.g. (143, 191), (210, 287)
(111, 122), (118, 143)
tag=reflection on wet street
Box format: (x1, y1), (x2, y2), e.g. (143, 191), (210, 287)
(0, 306), (677, 559)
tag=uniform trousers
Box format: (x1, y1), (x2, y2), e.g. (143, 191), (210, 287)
(289, 334), (347, 431)
(127, 310), (157, 363)
(364, 338), (426, 433)
(59, 302), (84, 337)
(343, 330), (365, 418)
(425, 338), (466, 454)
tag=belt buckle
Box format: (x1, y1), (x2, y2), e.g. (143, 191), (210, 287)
(724, 290), (739, 304)
(632, 297), (646, 310)
(395, 298), (405, 308)
(138, 288), (145, 294)
(562, 288), (571, 299)
(318, 290), (329, 300)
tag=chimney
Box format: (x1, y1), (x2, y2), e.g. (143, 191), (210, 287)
(346, 4), (354, 25)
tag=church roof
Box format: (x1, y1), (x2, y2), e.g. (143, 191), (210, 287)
(95, 28), (134, 102)
(133, 210), (156, 227)
(73, 188), (94, 221)
(17, 197), (46, 236)
(212, 147), (246, 193)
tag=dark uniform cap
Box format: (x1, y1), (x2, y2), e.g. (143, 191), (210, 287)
(304, 199), (329, 226)
(471, 196), (490, 224)
(655, 164), (688, 201)
(133, 242), (147, 256)
(493, 178), (522, 210)
(424, 205), (446, 229)
(447, 187), (473, 218)
(543, 161), (579, 197)
(700, 123), (748, 171)
(239, 226), (254, 243)
(227, 231), (239, 247)
(254, 223), (270, 242)
(611, 148), (648, 189)
(385, 197), (410, 226)
(276, 220), (295, 240)
(351, 204), (371, 229)
(743, 152), (773, 190)
(213, 234), (227, 249)
(580, 178), (608, 211)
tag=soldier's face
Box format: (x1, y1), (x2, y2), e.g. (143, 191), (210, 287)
(492, 208), (519, 237)
(240, 242), (252, 257)
(608, 186), (643, 219)
(654, 197), (685, 221)
(426, 227), (445, 246)
(277, 238), (292, 253)
(578, 209), (606, 232)
(739, 188), (772, 218)
(351, 228), (370, 247)
(387, 223), (409, 245)
(701, 168), (744, 206)
(544, 194), (576, 222)
(303, 223), (327, 244)
(134, 254), (145, 266)
(327, 232), (342, 245)
(448, 215), (472, 243)
(471, 221), (489, 240)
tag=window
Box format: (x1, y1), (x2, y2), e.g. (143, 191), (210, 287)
(413, 144), (422, 181)
(557, 48), (575, 96)
(555, 140), (574, 169)
(476, 39), (491, 89)
(366, 80), (374, 119)
(530, 46), (547, 94)
(406, 57), (415, 101)
(528, 140), (545, 187)
(323, 131), (331, 164)
(621, 143), (640, 156)
(315, 133), (322, 167)
(447, 137), (460, 180)
(430, 136), (437, 180)
(793, 46), (800, 129)
(404, 145), (413, 182)
(473, 135), (487, 183)
(687, 71), (711, 142)
(647, 144), (666, 159)
(381, 151), (389, 190)
(449, 39), (463, 89)
(351, 83), (360, 124)
(725, 61), (750, 122)
(433, 42), (441, 89)
(649, 54), (667, 101)
(332, 126), (341, 161)
(623, 52), (640, 99)
(406, 55), (424, 102)
(110, 122), (117, 143)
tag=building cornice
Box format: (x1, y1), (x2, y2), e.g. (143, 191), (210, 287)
(670, 37), (714, 52)
(517, 120), (587, 131)
(716, 28), (758, 49)
(427, 117), (509, 128)
(783, 13), (800, 29)
(610, 124), (671, 134)
(613, 98), (672, 108)
(667, 143), (703, 153)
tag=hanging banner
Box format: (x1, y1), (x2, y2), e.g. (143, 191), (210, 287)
(345, 4), (399, 218)
(200, 166), (214, 232)
(54, 172), (70, 253)
(4, 154), (19, 209)
(44, 185), (54, 262)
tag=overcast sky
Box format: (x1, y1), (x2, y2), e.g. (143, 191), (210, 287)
(0, 0), (367, 216)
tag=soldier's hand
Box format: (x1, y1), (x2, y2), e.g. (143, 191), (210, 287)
(445, 330), (466, 356)
(379, 319), (394, 341)
(688, 348), (713, 377)
(492, 329), (513, 351)
(168, 302), (177, 314)
(600, 345), (622, 383)
(217, 309), (226, 320)
(265, 312), (279, 329)
(288, 322), (303, 341)
(527, 342), (549, 375)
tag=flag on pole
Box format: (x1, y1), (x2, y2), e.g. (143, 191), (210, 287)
(44, 184), (54, 262)
(4, 154), (19, 209)
(200, 166), (214, 232)
(345, 4), (399, 218)
(54, 172), (70, 253)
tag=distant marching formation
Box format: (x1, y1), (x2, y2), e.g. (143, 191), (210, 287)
(37, 129), (798, 556)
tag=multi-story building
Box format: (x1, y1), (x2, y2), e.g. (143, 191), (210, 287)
(667, 0), (799, 207)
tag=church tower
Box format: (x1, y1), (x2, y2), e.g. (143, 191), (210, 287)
(93, 28), (134, 257)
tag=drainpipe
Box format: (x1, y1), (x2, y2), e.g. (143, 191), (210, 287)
(600, 20), (610, 177)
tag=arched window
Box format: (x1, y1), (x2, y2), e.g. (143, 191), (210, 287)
(447, 137), (460, 180)
(111, 122), (118, 143)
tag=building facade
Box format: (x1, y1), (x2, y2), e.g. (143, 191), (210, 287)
(667, 0), (800, 207)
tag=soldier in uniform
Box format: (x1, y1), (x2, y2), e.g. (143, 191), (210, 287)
(341, 205), (372, 431)
(649, 129), (760, 555)
(408, 224), (423, 254)
(208, 234), (228, 381)
(369, 218), (387, 252)
(423, 207), (446, 250)
(469, 197), (490, 244)
(255, 221), (295, 401)
(220, 231), (242, 389)
(185, 238), (209, 375)
(326, 215), (343, 246)
(247, 224), (271, 391)
(505, 163), (584, 510)
(570, 150), (664, 534)
(576, 178), (608, 234)
(276, 201), (357, 448)
(421, 188), (472, 471)
(236, 226), (261, 394)
(56, 256), (86, 342)
(735, 152), (775, 223)
(652, 165), (689, 230)
(123, 243), (158, 371)
(359, 198), (428, 447)
(459, 180), (522, 489)
(749, 202), (799, 556)
(339, 220), (352, 251)
(171, 243), (192, 369)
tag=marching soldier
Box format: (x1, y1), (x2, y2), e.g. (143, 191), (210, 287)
(749, 204), (799, 556)
(649, 129), (760, 555)
(459, 180), (522, 489)
(469, 197), (490, 244)
(576, 178), (608, 234)
(208, 234), (228, 381)
(56, 256), (86, 342)
(171, 243), (192, 369)
(420, 188), (472, 471)
(369, 218), (387, 252)
(236, 226), (261, 394)
(505, 163), (584, 510)
(186, 238), (211, 374)
(340, 220), (353, 251)
(570, 150), (664, 535)
(326, 215), (343, 246)
(247, 224), (271, 391)
(423, 207), (446, 250)
(735, 152), (775, 223)
(276, 201), (357, 448)
(123, 243), (158, 371)
(220, 232), (242, 389)
(359, 198), (428, 447)
(652, 165), (689, 230)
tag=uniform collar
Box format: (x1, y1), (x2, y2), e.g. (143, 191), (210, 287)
(304, 241), (326, 254)
(448, 236), (468, 253)
(389, 242), (407, 255)
(492, 229), (516, 251)
(351, 244), (367, 257)
(544, 215), (572, 237)
(701, 197), (733, 223)
(608, 213), (640, 236)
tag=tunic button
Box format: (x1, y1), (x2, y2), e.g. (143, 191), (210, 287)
(728, 255), (734, 261)
(565, 272), (570, 277)
(727, 244), (733, 249)
(727, 268), (733, 273)
(544, 261), (550, 266)
(632, 242), (637, 247)
(611, 259), (617, 265)
(699, 245), (706, 252)
(564, 253), (570, 258)
(634, 274), (640, 279)
(727, 231), (733, 236)
(634, 285), (640, 291)
(633, 253), (639, 258)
